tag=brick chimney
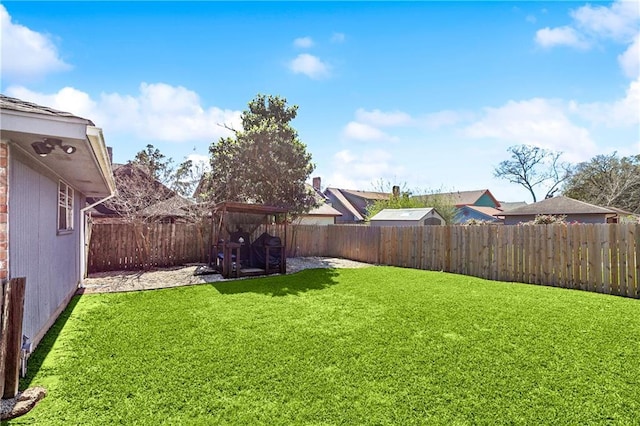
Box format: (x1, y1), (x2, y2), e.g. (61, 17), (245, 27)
(312, 176), (321, 191)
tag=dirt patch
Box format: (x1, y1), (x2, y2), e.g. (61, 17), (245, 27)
(80, 257), (373, 294)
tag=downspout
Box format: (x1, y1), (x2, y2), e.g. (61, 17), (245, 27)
(80, 193), (116, 281)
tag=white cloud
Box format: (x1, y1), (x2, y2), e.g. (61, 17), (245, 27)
(293, 37), (314, 48)
(574, 77), (640, 126)
(535, 26), (589, 49)
(342, 121), (398, 142)
(464, 98), (597, 162)
(6, 83), (242, 143)
(327, 149), (404, 190)
(571, 0), (640, 42)
(618, 34), (640, 79)
(354, 108), (413, 127)
(289, 53), (330, 79)
(0, 5), (71, 82)
(331, 32), (346, 43)
(535, 1), (640, 78)
(526, 15), (537, 24)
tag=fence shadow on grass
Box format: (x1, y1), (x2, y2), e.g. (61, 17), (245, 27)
(19, 296), (82, 390)
(210, 268), (341, 297)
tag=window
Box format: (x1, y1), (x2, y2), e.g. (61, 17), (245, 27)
(58, 181), (74, 232)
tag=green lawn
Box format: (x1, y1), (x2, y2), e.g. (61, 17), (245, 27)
(9, 267), (640, 425)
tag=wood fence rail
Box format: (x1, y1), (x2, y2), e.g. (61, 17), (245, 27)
(88, 222), (639, 298)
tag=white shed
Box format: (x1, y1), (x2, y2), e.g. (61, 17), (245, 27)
(369, 208), (445, 226)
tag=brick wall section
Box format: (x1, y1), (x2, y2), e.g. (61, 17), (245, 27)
(0, 141), (8, 280)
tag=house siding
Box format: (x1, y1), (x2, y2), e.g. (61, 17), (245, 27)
(9, 154), (82, 346)
(475, 193), (499, 208)
(503, 214), (608, 225)
(297, 216), (336, 226)
(0, 141), (8, 280)
(456, 206), (500, 224)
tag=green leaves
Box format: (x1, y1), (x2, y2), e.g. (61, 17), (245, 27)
(207, 94), (317, 215)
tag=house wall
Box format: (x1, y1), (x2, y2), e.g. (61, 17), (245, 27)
(0, 141), (8, 280)
(503, 214), (608, 225)
(9, 151), (83, 348)
(455, 206), (500, 224)
(297, 216), (336, 226)
(475, 193), (499, 208)
(325, 193), (359, 223)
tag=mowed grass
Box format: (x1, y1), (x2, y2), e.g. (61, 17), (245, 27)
(11, 267), (640, 425)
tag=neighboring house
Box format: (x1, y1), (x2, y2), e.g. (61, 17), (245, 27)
(369, 208), (445, 226)
(498, 196), (618, 225)
(89, 163), (194, 223)
(457, 205), (503, 224)
(0, 94), (115, 351)
(295, 177), (342, 225)
(324, 187), (390, 223)
(415, 189), (502, 224)
(417, 189), (501, 209)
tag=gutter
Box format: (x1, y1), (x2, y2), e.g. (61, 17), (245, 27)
(79, 192), (116, 282)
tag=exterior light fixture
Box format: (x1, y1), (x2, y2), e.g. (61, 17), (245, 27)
(31, 141), (54, 157)
(31, 138), (76, 157)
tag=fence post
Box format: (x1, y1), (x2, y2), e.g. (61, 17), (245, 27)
(1, 277), (26, 399)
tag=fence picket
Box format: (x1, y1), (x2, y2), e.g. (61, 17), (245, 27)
(88, 222), (638, 298)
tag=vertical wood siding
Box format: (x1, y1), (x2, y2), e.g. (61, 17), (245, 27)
(9, 156), (81, 344)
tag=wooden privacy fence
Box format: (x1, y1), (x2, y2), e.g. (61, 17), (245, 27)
(88, 222), (639, 298)
(290, 223), (639, 298)
(88, 222), (211, 272)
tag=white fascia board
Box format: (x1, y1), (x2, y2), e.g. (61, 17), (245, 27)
(86, 126), (116, 195)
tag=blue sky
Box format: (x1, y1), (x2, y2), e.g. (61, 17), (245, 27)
(1, 1), (638, 203)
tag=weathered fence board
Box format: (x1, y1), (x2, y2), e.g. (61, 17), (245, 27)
(1, 277), (26, 399)
(88, 222), (639, 298)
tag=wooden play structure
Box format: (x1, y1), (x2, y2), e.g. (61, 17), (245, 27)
(209, 202), (288, 278)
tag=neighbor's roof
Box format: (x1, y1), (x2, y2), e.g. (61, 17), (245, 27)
(500, 196), (616, 216)
(140, 195), (194, 217)
(414, 189), (499, 207)
(463, 205), (503, 218)
(0, 94), (93, 124)
(305, 203), (342, 217)
(499, 201), (528, 211)
(370, 208), (439, 221)
(324, 187), (390, 221)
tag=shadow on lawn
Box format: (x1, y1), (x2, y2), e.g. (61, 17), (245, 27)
(211, 268), (341, 297)
(19, 295), (81, 389)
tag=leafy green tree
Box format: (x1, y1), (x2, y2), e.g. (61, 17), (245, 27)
(207, 94), (317, 215)
(494, 145), (572, 202)
(563, 153), (640, 213)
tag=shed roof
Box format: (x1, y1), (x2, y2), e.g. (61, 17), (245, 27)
(370, 208), (439, 221)
(213, 201), (289, 215)
(500, 196), (616, 216)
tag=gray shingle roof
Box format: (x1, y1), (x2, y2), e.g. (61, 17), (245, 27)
(500, 196), (616, 216)
(0, 94), (93, 124)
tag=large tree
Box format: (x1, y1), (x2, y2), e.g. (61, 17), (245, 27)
(563, 153), (640, 213)
(206, 94), (317, 215)
(494, 144), (572, 202)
